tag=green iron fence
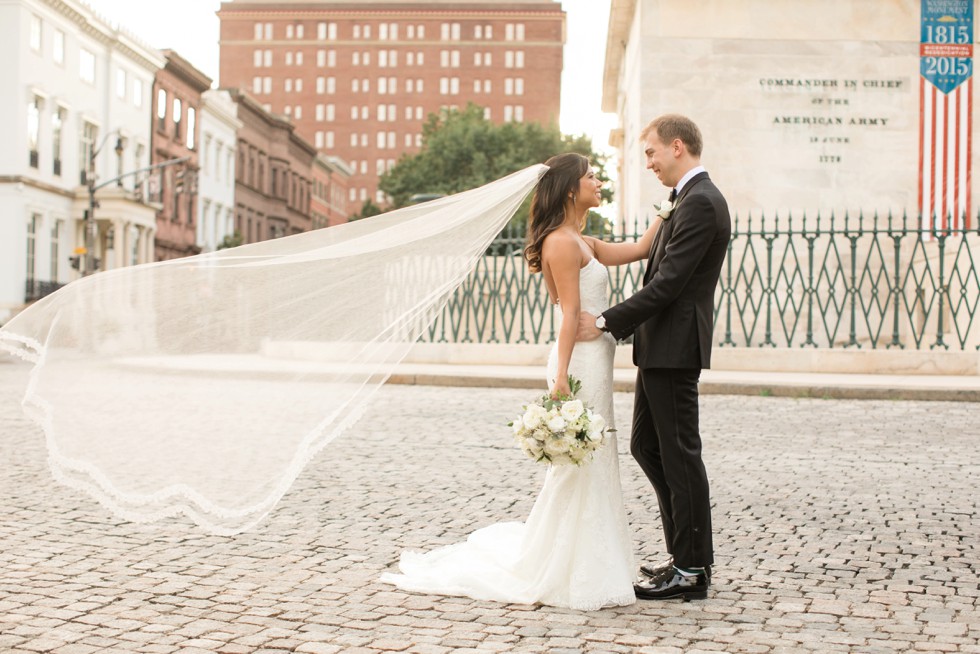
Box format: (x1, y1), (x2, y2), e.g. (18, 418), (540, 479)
(422, 212), (980, 350)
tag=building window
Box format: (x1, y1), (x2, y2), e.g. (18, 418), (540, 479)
(30, 14), (41, 52)
(133, 78), (143, 107)
(264, 23), (272, 39)
(253, 77), (262, 94)
(80, 121), (96, 184)
(116, 68), (126, 98)
(327, 77), (336, 93)
(52, 106), (64, 176)
(173, 97), (182, 140)
(51, 221), (61, 281)
(286, 79), (293, 93)
(254, 23), (263, 40)
(286, 25), (294, 39)
(187, 106), (196, 149)
(326, 131), (334, 148)
(254, 50), (263, 67)
(515, 78), (524, 95)
(26, 215), (38, 286)
(286, 51), (293, 66)
(53, 29), (64, 64)
(515, 106), (524, 122)
(296, 78), (303, 92)
(450, 78), (459, 94)
(263, 77), (272, 94)
(27, 95), (41, 169)
(80, 48), (95, 83)
(264, 50), (272, 66)
(157, 88), (167, 130)
(483, 107), (491, 120)
(516, 51), (525, 68)
(297, 24), (304, 38)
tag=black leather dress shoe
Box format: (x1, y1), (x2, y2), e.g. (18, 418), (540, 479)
(640, 559), (712, 583)
(634, 569), (708, 601)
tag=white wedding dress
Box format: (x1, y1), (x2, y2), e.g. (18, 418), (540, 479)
(381, 258), (636, 610)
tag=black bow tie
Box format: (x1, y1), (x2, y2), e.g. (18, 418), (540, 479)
(669, 188), (678, 202)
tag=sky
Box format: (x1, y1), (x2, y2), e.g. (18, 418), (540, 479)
(81, 0), (617, 154)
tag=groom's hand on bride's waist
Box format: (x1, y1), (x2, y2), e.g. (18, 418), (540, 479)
(577, 312), (604, 342)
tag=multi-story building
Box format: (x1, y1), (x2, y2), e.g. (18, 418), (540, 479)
(198, 89), (241, 251)
(216, 0), (564, 215)
(226, 88), (317, 243)
(151, 50), (212, 261)
(312, 153), (351, 228)
(0, 0), (163, 321)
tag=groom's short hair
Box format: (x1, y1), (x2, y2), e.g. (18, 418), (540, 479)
(642, 114), (703, 157)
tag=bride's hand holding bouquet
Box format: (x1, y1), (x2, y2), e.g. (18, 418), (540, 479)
(509, 376), (610, 466)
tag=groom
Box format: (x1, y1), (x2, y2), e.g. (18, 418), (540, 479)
(579, 114), (731, 600)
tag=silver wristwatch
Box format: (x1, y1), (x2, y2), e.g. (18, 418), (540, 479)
(595, 314), (607, 331)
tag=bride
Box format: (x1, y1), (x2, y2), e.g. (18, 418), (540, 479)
(381, 153), (663, 609)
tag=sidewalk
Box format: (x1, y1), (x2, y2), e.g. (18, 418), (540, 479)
(386, 362), (980, 402)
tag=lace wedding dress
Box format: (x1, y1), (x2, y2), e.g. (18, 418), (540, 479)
(381, 258), (636, 610)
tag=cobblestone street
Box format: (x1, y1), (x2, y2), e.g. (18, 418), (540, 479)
(1, 359), (978, 653)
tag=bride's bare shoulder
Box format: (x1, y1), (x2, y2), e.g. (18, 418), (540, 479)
(541, 229), (580, 263)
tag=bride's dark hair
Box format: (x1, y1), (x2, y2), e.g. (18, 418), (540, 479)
(523, 153), (590, 273)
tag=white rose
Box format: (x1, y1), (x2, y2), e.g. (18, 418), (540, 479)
(544, 437), (569, 457)
(559, 399), (584, 422)
(546, 414), (567, 433)
(655, 199), (674, 220)
(522, 404), (548, 429)
(590, 414), (606, 435)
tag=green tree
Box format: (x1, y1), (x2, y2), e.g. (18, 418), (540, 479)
(217, 231), (243, 250)
(378, 104), (613, 231)
(349, 199), (383, 221)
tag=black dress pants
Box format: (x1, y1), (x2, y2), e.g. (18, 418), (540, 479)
(630, 367), (713, 568)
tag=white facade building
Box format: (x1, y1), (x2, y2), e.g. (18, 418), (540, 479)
(0, 0), (163, 322)
(197, 90), (240, 252)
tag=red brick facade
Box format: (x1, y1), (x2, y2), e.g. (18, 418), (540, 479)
(217, 1), (564, 215)
(152, 50), (212, 260)
(226, 89), (317, 243)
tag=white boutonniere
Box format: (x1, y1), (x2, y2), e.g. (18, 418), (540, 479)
(654, 199), (674, 220)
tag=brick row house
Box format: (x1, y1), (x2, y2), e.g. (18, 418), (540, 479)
(151, 50), (212, 261)
(216, 0), (564, 213)
(226, 88), (319, 244)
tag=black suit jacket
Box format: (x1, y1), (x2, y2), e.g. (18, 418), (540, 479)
(602, 172), (731, 369)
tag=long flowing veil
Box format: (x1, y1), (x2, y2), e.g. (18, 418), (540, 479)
(0, 164), (547, 535)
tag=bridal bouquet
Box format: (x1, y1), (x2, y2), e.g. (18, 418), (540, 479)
(508, 376), (609, 466)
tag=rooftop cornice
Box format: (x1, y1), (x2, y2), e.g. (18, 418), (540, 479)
(161, 49), (214, 92)
(42, 0), (166, 72)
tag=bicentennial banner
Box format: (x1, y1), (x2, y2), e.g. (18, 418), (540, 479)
(919, 0), (974, 231)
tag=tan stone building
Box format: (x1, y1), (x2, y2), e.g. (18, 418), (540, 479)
(152, 50), (213, 260)
(216, 0), (565, 214)
(226, 88), (317, 243)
